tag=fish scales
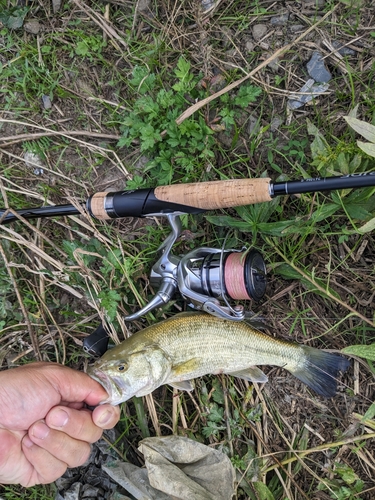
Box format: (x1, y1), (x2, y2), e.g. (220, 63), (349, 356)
(138, 313), (305, 378)
(87, 312), (350, 404)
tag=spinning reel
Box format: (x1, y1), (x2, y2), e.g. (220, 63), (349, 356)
(83, 214), (267, 355)
(126, 214), (266, 321)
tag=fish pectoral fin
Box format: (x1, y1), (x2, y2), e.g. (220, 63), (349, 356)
(228, 366), (268, 383)
(168, 380), (195, 392)
(171, 358), (201, 378)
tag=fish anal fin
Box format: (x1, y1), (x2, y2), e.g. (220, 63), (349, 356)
(228, 366), (268, 383)
(168, 380), (194, 392)
(171, 358), (201, 377)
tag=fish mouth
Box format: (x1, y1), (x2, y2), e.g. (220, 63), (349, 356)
(88, 368), (123, 405)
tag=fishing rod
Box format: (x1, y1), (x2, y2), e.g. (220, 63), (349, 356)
(1, 172), (375, 224)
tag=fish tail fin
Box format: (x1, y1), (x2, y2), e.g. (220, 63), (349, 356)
(291, 348), (350, 398)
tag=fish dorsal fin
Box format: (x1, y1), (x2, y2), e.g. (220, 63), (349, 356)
(228, 366), (268, 383)
(168, 380), (194, 392)
(171, 357), (201, 377)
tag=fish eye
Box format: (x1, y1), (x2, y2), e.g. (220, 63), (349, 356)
(117, 363), (128, 372)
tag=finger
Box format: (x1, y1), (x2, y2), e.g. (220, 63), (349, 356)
(15, 362), (110, 406)
(45, 406), (103, 443)
(28, 420), (91, 468)
(92, 404), (121, 430)
(21, 435), (68, 486)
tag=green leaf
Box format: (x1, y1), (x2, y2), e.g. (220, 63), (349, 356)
(342, 343), (375, 361)
(344, 116), (375, 143)
(234, 84), (262, 108)
(98, 289), (122, 322)
(357, 140), (375, 158)
(172, 57), (194, 91)
(357, 216), (375, 234)
(0, 7), (28, 29)
(311, 203), (340, 222)
(252, 482), (275, 500)
(362, 402), (375, 421)
(75, 41), (89, 56)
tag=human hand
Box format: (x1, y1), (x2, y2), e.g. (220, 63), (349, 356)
(0, 362), (120, 487)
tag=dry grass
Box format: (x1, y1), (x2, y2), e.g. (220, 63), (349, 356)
(1, 0), (375, 498)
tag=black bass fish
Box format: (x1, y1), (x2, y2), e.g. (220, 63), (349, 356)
(87, 312), (349, 404)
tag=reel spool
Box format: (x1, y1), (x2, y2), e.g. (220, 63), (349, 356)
(177, 247), (266, 320)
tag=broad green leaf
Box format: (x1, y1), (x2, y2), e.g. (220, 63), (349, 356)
(344, 116), (375, 143)
(0, 7), (28, 29)
(252, 482), (275, 500)
(362, 402), (375, 421)
(342, 343), (375, 361)
(357, 216), (375, 234)
(347, 104), (359, 119)
(357, 140), (375, 158)
(274, 264), (340, 298)
(311, 203), (339, 222)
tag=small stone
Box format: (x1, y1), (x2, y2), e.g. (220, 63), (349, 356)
(270, 13), (289, 26)
(302, 0), (325, 7)
(52, 0), (62, 13)
(252, 24), (268, 42)
(288, 78), (330, 109)
(331, 40), (356, 56)
(289, 24), (305, 33)
(137, 0), (151, 11)
(42, 95), (52, 110)
(306, 51), (331, 83)
(24, 19), (41, 34)
(270, 116), (283, 132)
(202, 0), (215, 10)
(245, 40), (255, 53)
(267, 56), (280, 72)
(247, 114), (260, 136)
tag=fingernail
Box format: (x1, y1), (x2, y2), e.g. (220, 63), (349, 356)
(50, 408), (69, 428)
(23, 435), (34, 448)
(97, 409), (112, 426)
(32, 421), (50, 440)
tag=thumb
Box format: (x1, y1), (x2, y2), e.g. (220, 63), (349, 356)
(30, 362), (109, 406)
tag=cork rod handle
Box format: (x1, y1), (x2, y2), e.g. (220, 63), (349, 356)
(154, 178), (272, 210)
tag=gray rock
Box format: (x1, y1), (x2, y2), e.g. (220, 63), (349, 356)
(245, 40), (255, 53)
(252, 24), (268, 42)
(42, 95), (52, 110)
(52, 0), (62, 13)
(270, 13), (289, 26)
(138, 0), (151, 11)
(267, 56), (280, 72)
(302, 0), (325, 7)
(24, 19), (41, 34)
(306, 51), (331, 82)
(289, 24), (305, 33)
(270, 116), (283, 132)
(288, 78), (330, 109)
(247, 114), (260, 136)
(332, 40), (356, 56)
